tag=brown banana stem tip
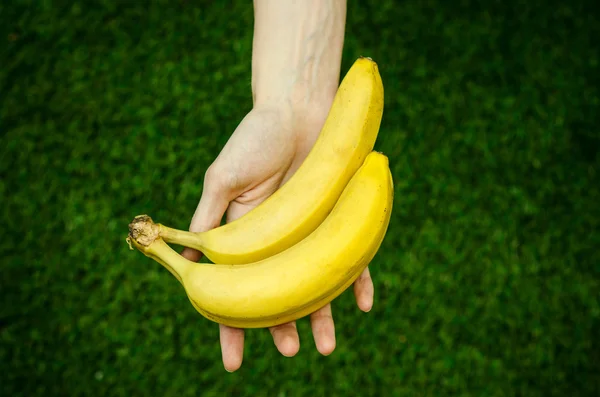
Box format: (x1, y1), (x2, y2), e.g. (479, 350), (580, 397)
(126, 214), (160, 249)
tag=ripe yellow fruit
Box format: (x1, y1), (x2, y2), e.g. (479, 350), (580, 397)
(157, 57), (384, 264)
(127, 151), (393, 328)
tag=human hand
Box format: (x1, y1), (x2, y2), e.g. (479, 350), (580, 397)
(181, 103), (374, 372)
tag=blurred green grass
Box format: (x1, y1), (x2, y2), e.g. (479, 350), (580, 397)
(1, 0), (599, 395)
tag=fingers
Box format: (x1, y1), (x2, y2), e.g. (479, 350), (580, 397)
(180, 247), (202, 262)
(190, 171), (232, 233)
(181, 166), (234, 263)
(219, 324), (245, 372)
(180, 190), (228, 261)
(310, 303), (336, 355)
(225, 200), (258, 224)
(183, 165), (245, 371)
(269, 321), (300, 357)
(353, 267), (374, 312)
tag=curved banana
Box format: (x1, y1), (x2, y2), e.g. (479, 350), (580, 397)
(127, 151), (393, 328)
(156, 57), (384, 264)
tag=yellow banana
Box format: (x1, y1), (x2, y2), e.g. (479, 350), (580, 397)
(157, 57), (384, 264)
(127, 151), (393, 328)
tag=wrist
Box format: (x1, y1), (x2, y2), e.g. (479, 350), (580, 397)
(252, 92), (333, 133)
(253, 71), (338, 118)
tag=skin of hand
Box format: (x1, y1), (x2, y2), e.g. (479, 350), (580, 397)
(181, 0), (373, 373)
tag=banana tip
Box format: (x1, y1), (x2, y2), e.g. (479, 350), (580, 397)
(357, 56), (379, 75)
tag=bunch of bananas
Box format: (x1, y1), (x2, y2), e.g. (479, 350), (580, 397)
(126, 57), (393, 328)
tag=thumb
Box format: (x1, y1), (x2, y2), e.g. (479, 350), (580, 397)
(180, 168), (234, 262)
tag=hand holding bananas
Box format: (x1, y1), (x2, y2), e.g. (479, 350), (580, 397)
(126, 0), (392, 373)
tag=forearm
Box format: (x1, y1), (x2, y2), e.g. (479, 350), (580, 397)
(251, 0), (347, 112)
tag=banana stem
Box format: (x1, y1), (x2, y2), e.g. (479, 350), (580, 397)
(127, 214), (195, 283)
(144, 239), (196, 283)
(158, 224), (205, 251)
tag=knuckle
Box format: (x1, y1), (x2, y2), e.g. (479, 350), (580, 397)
(204, 163), (238, 192)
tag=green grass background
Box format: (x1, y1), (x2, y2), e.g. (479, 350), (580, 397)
(1, 0), (599, 395)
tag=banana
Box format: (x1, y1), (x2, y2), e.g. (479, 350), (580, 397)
(156, 57), (384, 264)
(127, 151), (393, 329)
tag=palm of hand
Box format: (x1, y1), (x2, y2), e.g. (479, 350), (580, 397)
(210, 106), (315, 223)
(183, 105), (374, 372)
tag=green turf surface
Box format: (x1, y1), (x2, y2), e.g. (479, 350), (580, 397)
(1, 0), (599, 395)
